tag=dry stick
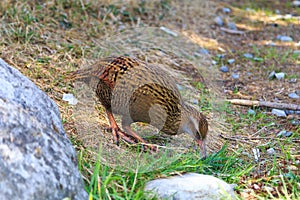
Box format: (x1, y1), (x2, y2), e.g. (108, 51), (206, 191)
(220, 27), (245, 35)
(226, 99), (300, 111)
(220, 134), (299, 143)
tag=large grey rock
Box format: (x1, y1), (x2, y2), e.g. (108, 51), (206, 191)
(145, 173), (235, 200)
(0, 59), (87, 200)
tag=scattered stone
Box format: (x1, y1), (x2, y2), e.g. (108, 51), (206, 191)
(227, 59), (235, 64)
(227, 22), (237, 30)
(232, 73), (239, 79)
(293, 1), (300, 7)
(176, 84), (183, 91)
(216, 54), (226, 59)
(272, 109), (287, 117)
(191, 99), (199, 105)
(285, 110), (295, 115)
(0, 59), (88, 200)
(243, 53), (253, 59)
(267, 148), (276, 155)
(253, 184), (260, 190)
(277, 130), (286, 137)
(293, 50), (300, 55)
(212, 60), (217, 65)
(62, 93), (78, 105)
(288, 78), (297, 83)
(266, 41), (276, 46)
(222, 7), (231, 13)
(252, 148), (260, 162)
(275, 72), (285, 80)
(214, 16), (224, 26)
(160, 26), (178, 37)
(254, 57), (263, 62)
(268, 71), (276, 79)
(144, 173), (236, 200)
(220, 65), (229, 73)
(248, 109), (256, 115)
(288, 92), (300, 99)
(284, 131), (293, 137)
(276, 35), (293, 42)
(292, 120), (300, 125)
(198, 48), (209, 55)
(245, 8), (255, 12)
(277, 130), (292, 137)
(263, 186), (275, 192)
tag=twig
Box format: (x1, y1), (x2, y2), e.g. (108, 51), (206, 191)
(226, 99), (300, 111)
(220, 27), (245, 35)
(219, 134), (253, 144)
(220, 134), (299, 142)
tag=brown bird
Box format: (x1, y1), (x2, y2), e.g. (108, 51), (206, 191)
(72, 56), (208, 157)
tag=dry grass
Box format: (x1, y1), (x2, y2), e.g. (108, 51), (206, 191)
(1, 0), (299, 199)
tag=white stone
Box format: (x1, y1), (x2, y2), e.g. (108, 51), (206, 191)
(271, 109), (287, 117)
(144, 173), (236, 200)
(62, 93), (78, 105)
(275, 72), (285, 80)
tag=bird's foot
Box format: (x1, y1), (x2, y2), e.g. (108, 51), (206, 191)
(110, 127), (137, 145)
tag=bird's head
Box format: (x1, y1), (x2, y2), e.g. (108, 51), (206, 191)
(179, 104), (208, 158)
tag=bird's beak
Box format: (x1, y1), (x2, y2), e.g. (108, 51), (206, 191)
(196, 139), (206, 159)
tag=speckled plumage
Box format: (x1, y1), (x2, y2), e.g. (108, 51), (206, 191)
(72, 56), (208, 155)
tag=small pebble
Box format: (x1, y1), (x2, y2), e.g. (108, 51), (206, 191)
(266, 41), (276, 46)
(285, 110), (295, 115)
(292, 120), (300, 125)
(284, 131), (293, 137)
(253, 184), (260, 190)
(252, 148), (260, 162)
(268, 71), (276, 79)
(62, 93), (78, 105)
(293, 1), (300, 7)
(191, 99), (199, 105)
(197, 48), (209, 55)
(267, 148), (275, 155)
(276, 35), (293, 42)
(245, 8), (255, 12)
(243, 53), (253, 59)
(227, 22), (237, 30)
(296, 90), (300, 94)
(176, 84), (183, 91)
(212, 60), (217, 65)
(222, 7), (231, 13)
(272, 109), (287, 117)
(277, 130), (292, 137)
(232, 73), (239, 79)
(248, 109), (256, 115)
(288, 78), (297, 83)
(227, 59), (235, 64)
(277, 130), (287, 137)
(254, 57), (263, 62)
(288, 92), (300, 99)
(275, 72), (285, 80)
(217, 54), (226, 59)
(293, 50), (300, 55)
(214, 16), (224, 26)
(220, 65), (229, 73)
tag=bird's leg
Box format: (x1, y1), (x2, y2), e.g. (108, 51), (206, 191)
(105, 110), (137, 145)
(122, 121), (158, 152)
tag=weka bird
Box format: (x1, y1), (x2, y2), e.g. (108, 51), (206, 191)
(72, 56), (208, 156)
